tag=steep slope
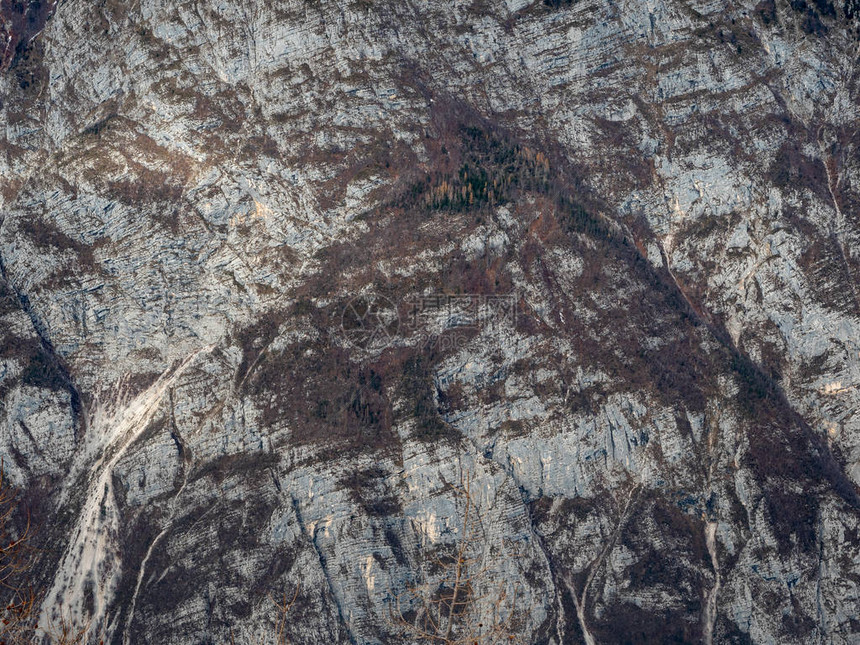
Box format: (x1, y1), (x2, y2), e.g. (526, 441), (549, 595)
(1, 0), (859, 643)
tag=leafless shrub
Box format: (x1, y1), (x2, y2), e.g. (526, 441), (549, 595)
(390, 471), (523, 644)
(229, 585), (299, 645)
(0, 462), (100, 645)
(0, 461), (35, 645)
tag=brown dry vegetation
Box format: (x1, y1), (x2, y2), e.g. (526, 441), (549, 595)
(0, 463), (95, 645)
(390, 471), (524, 644)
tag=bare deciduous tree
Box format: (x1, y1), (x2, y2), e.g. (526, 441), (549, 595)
(0, 462), (95, 645)
(0, 462), (35, 645)
(390, 471), (522, 644)
(229, 584), (299, 645)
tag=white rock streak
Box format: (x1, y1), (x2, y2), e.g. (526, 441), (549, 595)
(40, 346), (214, 638)
(703, 521), (721, 645)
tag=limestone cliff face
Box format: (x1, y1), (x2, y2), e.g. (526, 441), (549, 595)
(1, 0), (860, 643)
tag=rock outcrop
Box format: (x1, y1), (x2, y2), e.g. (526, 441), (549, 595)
(1, 0), (859, 642)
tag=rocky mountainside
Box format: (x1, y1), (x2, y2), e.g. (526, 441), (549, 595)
(1, 0), (860, 642)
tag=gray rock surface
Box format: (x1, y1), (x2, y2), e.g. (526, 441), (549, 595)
(1, 0), (860, 642)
